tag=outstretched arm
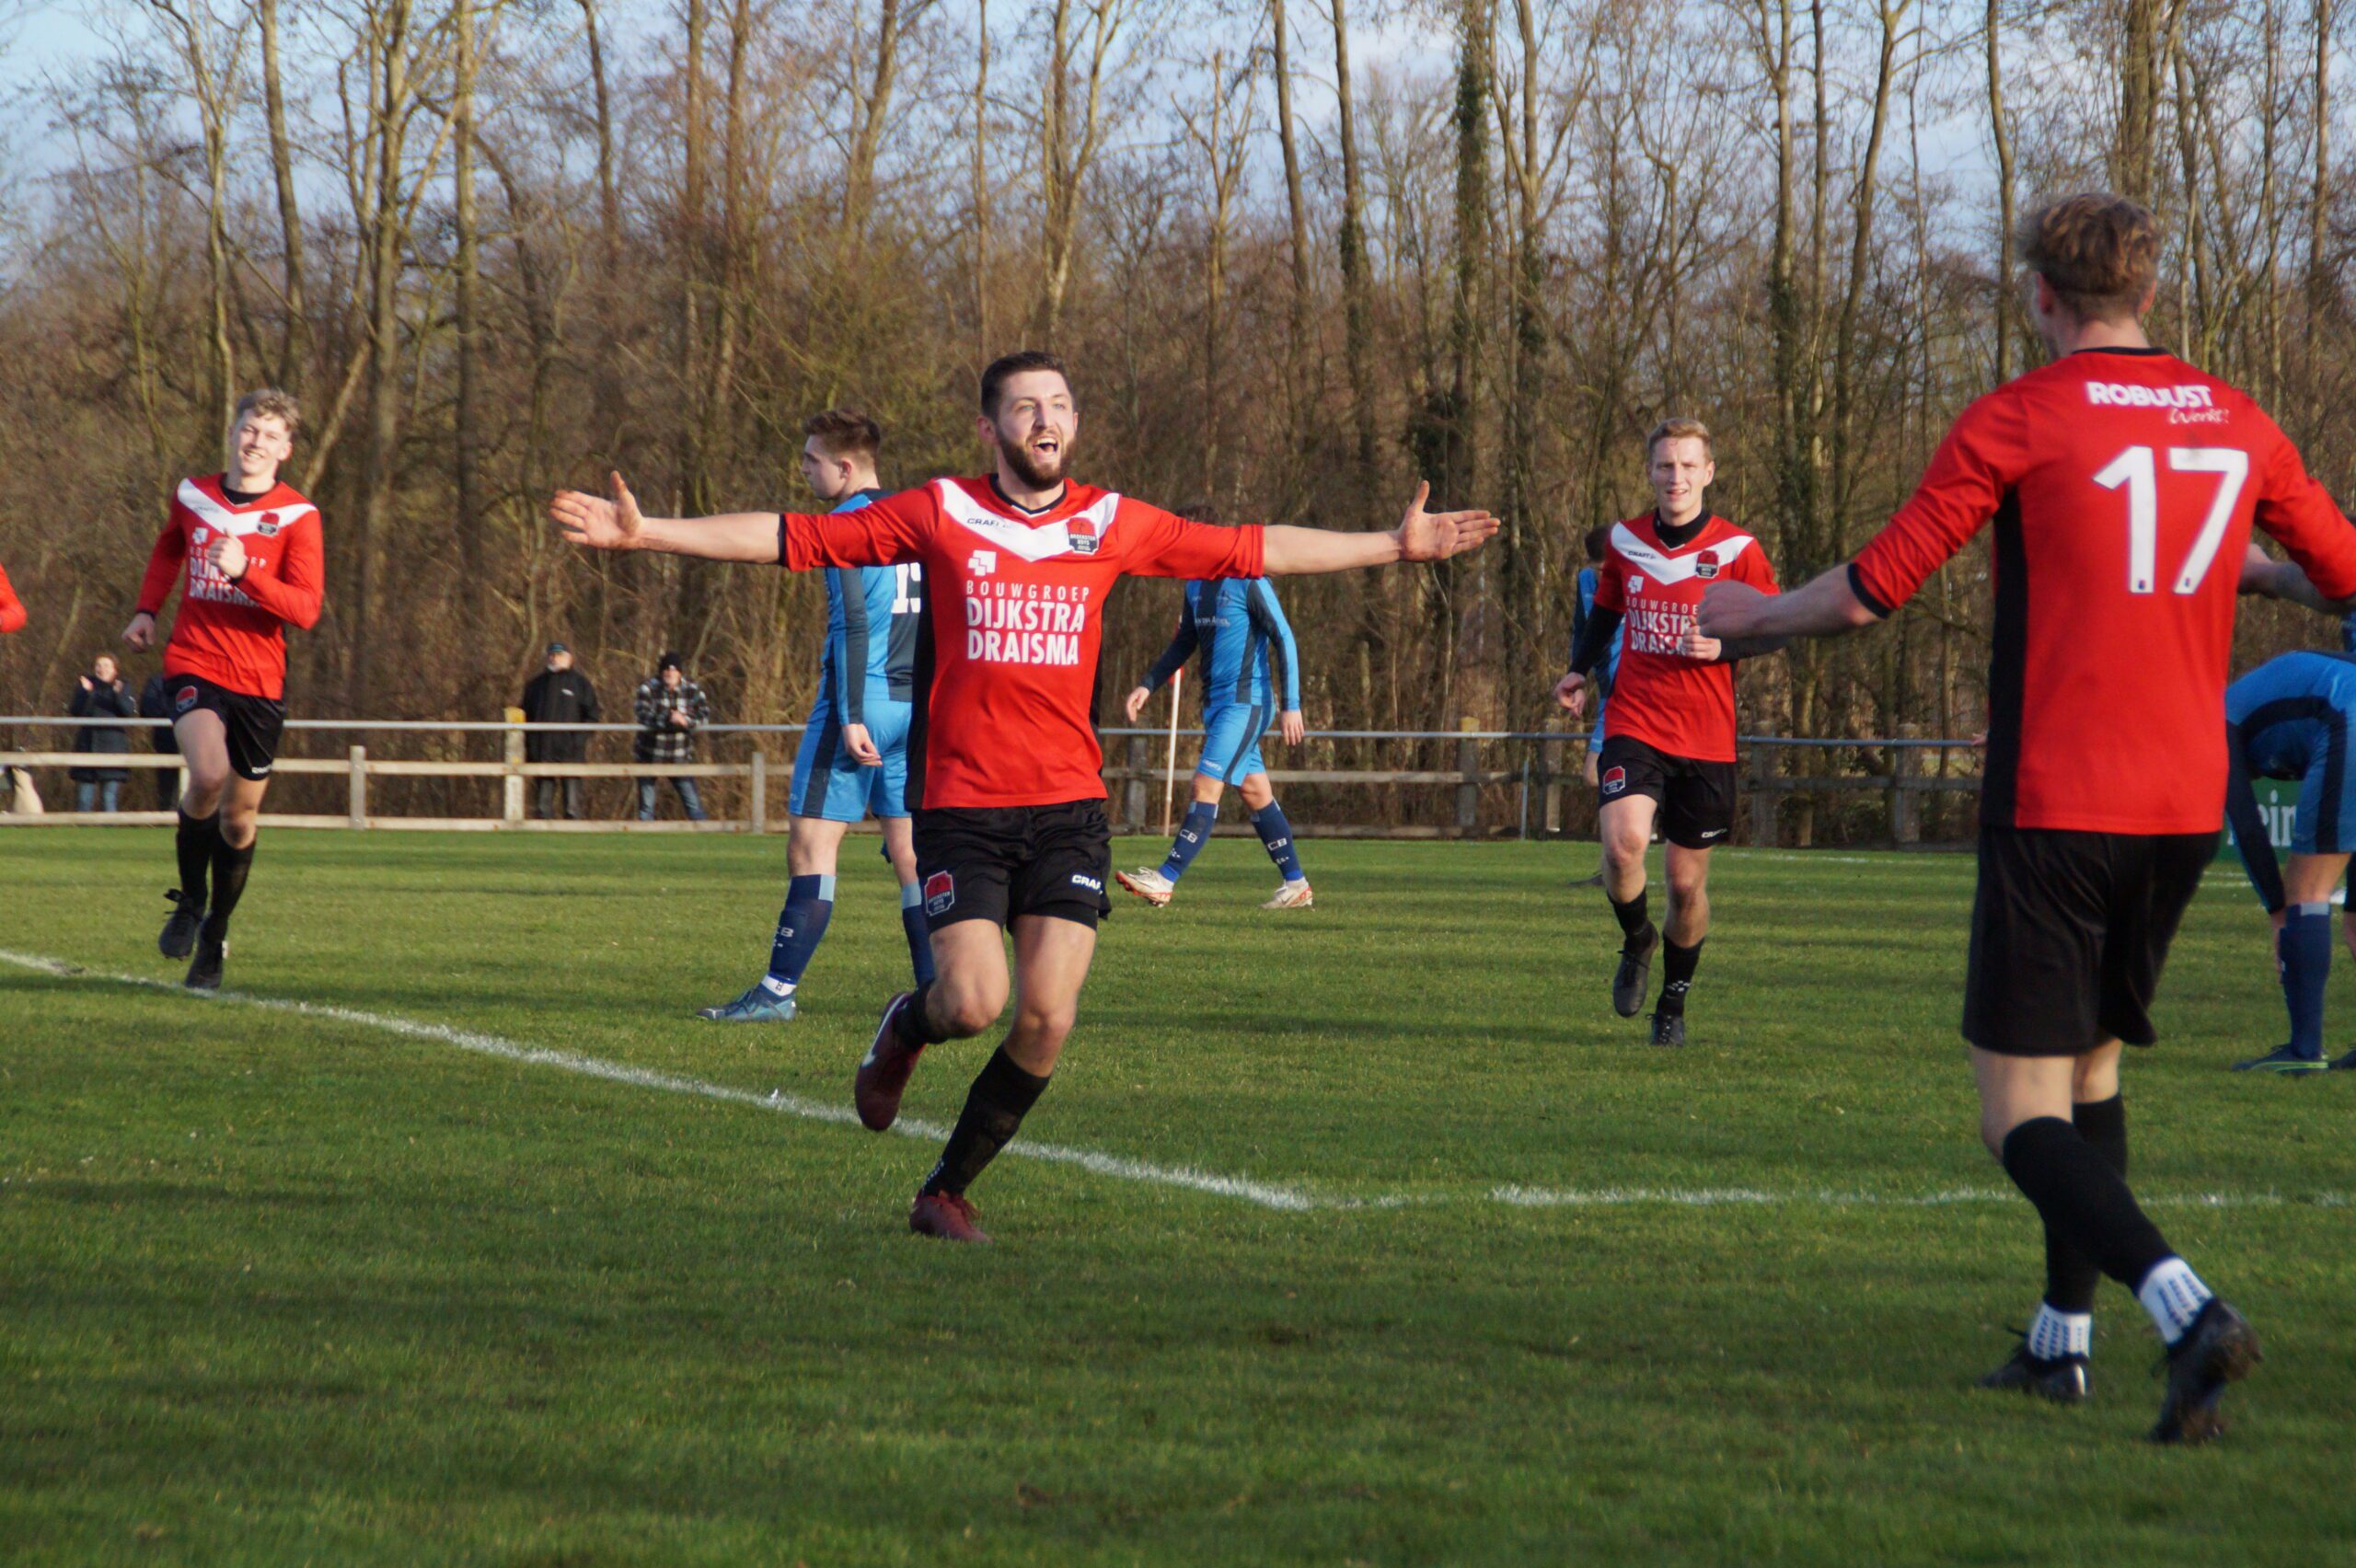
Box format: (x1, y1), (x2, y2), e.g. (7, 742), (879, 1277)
(2239, 541), (2354, 614)
(550, 472), (782, 563)
(1262, 482), (1497, 574)
(1698, 566), (1880, 641)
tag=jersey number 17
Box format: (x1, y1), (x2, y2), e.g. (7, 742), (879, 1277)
(2093, 444), (2248, 595)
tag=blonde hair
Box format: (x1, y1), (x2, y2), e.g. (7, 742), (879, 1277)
(2017, 193), (2160, 323)
(1646, 417), (1713, 461)
(233, 387), (302, 439)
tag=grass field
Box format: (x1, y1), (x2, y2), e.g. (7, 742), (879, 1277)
(5, 827), (2354, 1565)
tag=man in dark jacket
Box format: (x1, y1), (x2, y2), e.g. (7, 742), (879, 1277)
(138, 671), (180, 809)
(70, 654), (136, 813)
(633, 651), (710, 821)
(521, 642), (600, 819)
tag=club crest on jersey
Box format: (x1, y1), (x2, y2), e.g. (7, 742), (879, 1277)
(1694, 551), (1720, 580)
(967, 549), (998, 577)
(1601, 766), (1627, 795)
(257, 514), (282, 536)
(923, 870), (956, 917)
(174, 686), (200, 712)
(1065, 520), (1101, 556)
(1627, 574), (1645, 594)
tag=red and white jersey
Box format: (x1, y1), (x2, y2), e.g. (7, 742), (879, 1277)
(1852, 346), (2356, 835)
(1593, 512), (1779, 764)
(135, 475), (325, 701)
(781, 475), (1265, 809)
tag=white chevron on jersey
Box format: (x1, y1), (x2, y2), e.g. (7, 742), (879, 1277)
(1610, 521), (1758, 584)
(935, 479), (1121, 562)
(177, 478), (318, 537)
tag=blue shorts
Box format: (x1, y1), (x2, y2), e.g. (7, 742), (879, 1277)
(790, 698), (910, 821)
(2290, 742), (2356, 855)
(1196, 702), (1268, 783)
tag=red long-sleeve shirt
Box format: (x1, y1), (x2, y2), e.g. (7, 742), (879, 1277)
(0, 559), (24, 634)
(1851, 346), (2356, 835)
(135, 475), (324, 700)
(780, 475), (1265, 809)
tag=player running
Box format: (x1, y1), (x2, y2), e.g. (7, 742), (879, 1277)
(121, 389), (325, 990)
(1115, 576), (1313, 909)
(2222, 650), (2356, 1073)
(1698, 193), (2356, 1442)
(1568, 526), (1625, 887)
(550, 349), (1495, 1243)
(700, 410), (933, 1022)
(1553, 419), (1783, 1047)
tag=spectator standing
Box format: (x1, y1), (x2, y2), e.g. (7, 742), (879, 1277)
(138, 671), (181, 809)
(70, 654), (137, 813)
(633, 651), (710, 821)
(521, 642), (600, 819)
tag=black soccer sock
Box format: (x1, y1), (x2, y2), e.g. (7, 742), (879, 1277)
(1609, 888), (1653, 945)
(892, 981), (953, 1049)
(175, 810), (220, 905)
(1657, 937), (1703, 1016)
(920, 1046), (1050, 1197)
(2001, 1115), (2173, 1294)
(202, 835), (257, 940)
(2042, 1095), (2131, 1315)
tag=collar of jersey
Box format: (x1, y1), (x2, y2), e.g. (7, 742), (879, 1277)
(939, 476), (1119, 562)
(1611, 513), (1752, 586)
(181, 475), (315, 536)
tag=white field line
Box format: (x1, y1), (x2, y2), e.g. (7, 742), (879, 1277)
(0, 949), (1324, 1214)
(5, 949), (2350, 1217)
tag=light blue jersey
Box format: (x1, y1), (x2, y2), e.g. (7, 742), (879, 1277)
(1575, 566), (1624, 755)
(2223, 650), (2356, 905)
(1140, 578), (1300, 716)
(795, 489), (924, 822)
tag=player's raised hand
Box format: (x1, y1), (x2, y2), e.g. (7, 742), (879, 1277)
(1695, 579), (1770, 639)
(1124, 685), (1154, 723)
(843, 721), (884, 767)
(1553, 669), (1588, 716)
(549, 471), (645, 551)
(1395, 481), (1499, 563)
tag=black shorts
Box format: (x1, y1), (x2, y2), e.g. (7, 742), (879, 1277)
(165, 671), (285, 783)
(1595, 734), (1737, 850)
(914, 800), (1114, 930)
(1963, 825), (2216, 1057)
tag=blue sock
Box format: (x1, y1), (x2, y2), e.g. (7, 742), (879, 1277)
(1159, 801), (1218, 881)
(765, 874), (836, 992)
(901, 881), (936, 986)
(2279, 903), (2332, 1057)
(1252, 801), (1305, 882)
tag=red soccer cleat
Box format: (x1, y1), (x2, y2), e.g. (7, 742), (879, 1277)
(855, 991), (925, 1131)
(908, 1191), (990, 1242)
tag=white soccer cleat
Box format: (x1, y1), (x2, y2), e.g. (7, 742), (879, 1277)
(1115, 867), (1175, 905)
(1261, 880), (1314, 910)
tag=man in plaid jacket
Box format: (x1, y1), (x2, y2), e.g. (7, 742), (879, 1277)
(633, 651), (711, 821)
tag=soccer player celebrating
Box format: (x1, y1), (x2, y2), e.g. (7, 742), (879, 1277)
(700, 409), (934, 1021)
(121, 389), (324, 990)
(2221, 650), (2356, 1073)
(1697, 193), (2356, 1442)
(1553, 419), (1782, 1047)
(1115, 575), (1314, 909)
(551, 350), (1495, 1242)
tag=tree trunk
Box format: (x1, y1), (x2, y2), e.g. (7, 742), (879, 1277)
(1986, 0), (2015, 383)
(1330, 0), (1380, 500)
(454, 0), (486, 655)
(260, 0), (308, 397)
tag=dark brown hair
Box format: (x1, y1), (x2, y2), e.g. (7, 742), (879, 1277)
(803, 408), (883, 460)
(980, 350), (1070, 417)
(2017, 192), (2161, 322)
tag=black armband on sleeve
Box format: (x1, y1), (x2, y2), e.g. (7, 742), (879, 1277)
(1846, 562), (1894, 619)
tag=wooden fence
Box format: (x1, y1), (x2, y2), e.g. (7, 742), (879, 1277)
(0, 716), (1983, 845)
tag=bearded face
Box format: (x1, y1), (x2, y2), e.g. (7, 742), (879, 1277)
(984, 371), (1078, 492)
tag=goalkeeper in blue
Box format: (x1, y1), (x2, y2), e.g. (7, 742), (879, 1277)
(2222, 649), (2356, 1072)
(1117, 577), (1314, 909)
(700, 410), (933, 1021)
